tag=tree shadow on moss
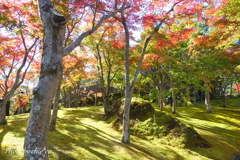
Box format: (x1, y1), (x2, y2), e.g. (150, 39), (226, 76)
(48, 112), (169, 160)
(0, 114), (28, 160)
(173, 107), (240, 160)
(0, 128), (8, 160)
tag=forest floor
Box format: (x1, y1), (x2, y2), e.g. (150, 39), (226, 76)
(0, 98), (240, 160)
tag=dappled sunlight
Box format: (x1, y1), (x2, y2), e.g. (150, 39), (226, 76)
(0, 100), (240, 159)
(165, 100), (240, 160)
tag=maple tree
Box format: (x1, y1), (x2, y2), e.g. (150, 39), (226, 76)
(118, 0), (216, 143)
(12, 93), (29, 114)
(0, 0), (40, 123)
(84, 24), (124, 116)
(22, 0), (130, 159)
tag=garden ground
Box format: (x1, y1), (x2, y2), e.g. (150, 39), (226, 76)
(0, 98), (240, 160)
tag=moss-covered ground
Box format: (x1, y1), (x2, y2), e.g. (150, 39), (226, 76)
(0, 98), (239, 160)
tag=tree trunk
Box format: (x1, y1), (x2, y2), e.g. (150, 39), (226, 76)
(6, 99), (10, 116)
(200, 90), (204, 102)
(68, 90), (72, 108)
(120, 2), (180, 143)
(0, 100), (6, 124)
(205, 90), (212, 113)
(122, 90), (132, 144)
(95, 93), (97, 106)
(24, 1), (66, 159)
(103, 96), (109, 115)
(156, 79), (164, 111)
(158, 95), (164, 111)
(186, 83), (191, 107)
(222, 86), (227, 107)
(193, 90), (198, 104)
(63, 89), (67, 107)
(49, 85), (61, 131)
(172, 91), (177, 114)
(230, 80), (233, 98)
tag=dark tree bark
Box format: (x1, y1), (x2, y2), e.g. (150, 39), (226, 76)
(0, 100), (6, 124)
(5, 100), (10, 116)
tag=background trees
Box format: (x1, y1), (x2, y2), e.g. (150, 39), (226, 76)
(0, 0), (40, 123)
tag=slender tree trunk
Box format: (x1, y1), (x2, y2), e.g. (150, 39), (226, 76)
(122, 88), (132, 143)
(95, 42), (110, 116)
(156, 79), (164, 111)
(172, 91), (177, 114)
(186, 83), (191, 107)
(49, 85), (61, 131)
(63, 90), (67, 107)
(103, 96), (109, 115)
(194, 90), (197, 104)
(157, 94), (164, 111)
(6, 99), (10, 116)
(73, 82), (80, 108)
(121, 11), (131, 144)
(200, 90), (204, 102)
(95, 93), (97, 106)
(120, 1), (181, 143)
(222, 86), (227, 107)
(24, 1), (66, 159)
(0, 100), (6, 124)
(205, 90), (212, 113)
(230, 80), (233, 98)
(68, 90), (72, 108)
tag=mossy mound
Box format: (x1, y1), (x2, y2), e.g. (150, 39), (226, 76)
(108, 99), (210, 148)
(162, 118), (211, 148)
(108, 97), (154, 130)
(131, 112), (210, 148)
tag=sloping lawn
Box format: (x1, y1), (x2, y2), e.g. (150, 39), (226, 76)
(0, 98), (239, 160)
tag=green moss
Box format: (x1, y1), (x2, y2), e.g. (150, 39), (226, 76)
(0, 119), (7, 125)
(1, 98), (240, 160)
(131, 117), (167, 139)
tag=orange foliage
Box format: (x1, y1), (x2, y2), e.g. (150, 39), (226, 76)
(233, 83), (240, 93)
(12, 94), (29, 110)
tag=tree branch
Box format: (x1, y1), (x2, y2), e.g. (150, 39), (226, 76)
(130, 0), (184, 90)
(63, 3), (130, 56)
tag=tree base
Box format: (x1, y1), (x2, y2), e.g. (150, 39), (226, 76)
(121, 138), (130, 144)
(0, 119), (7, 125)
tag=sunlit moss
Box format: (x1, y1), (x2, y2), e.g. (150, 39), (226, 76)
(0, 99), (239, 160)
